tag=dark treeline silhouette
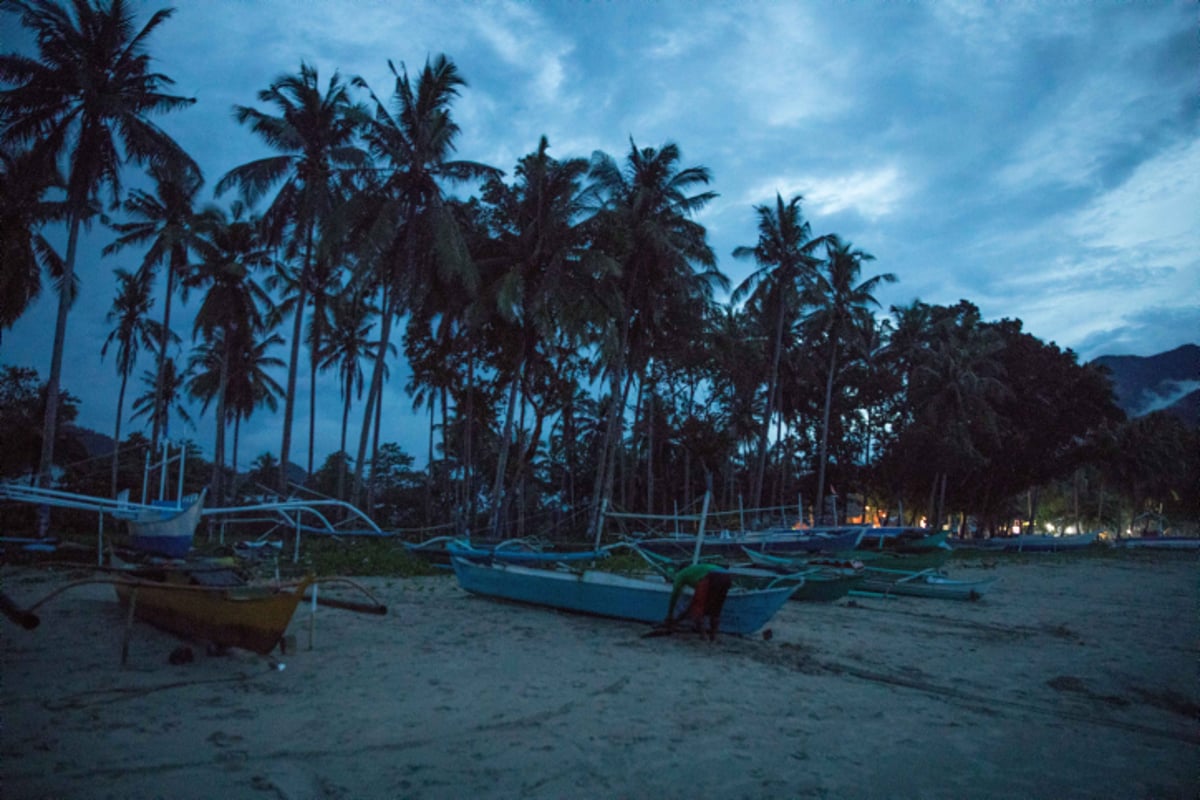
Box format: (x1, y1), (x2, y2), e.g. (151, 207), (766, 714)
(3, 2), (1195, 541)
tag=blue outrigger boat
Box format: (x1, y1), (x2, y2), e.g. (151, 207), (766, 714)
(113, 489), (206, 559)
(450, 557), (798, 634)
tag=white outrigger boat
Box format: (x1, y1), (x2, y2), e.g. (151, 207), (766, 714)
(1, 440), (384, 564)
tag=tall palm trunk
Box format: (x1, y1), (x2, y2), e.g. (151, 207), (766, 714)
(815, 338), (838, 524)
(589, 317), (631, 534)
(233, 415), (243, 499)
(150, 244), (183, 454)
(646, 379), (655, 516)
(110, 371), (129, 497)
(211, 342), (230, 506)
(370, 374), (383, 510)
(463, 352), (476, 533)
(425, 402), (434, 526)
(279, 223), (314, 492)
(37, 217), (81, 506)
(353, 284), (392, 507)
(753, 297), (787, 512)
(337, 390), (350, 501)
(491, 359), (523, 536)
(308, 340), (318, 476)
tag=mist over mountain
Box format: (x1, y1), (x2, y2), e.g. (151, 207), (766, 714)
(1091, 344), (1200, 425)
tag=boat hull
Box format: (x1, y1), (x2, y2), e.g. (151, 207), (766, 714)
(118, 490), (206, 558)
(450, 558), (796, 635)
(1113, 537), (1200, 550)
(857, 570), (998, 600)
(848, 547), (951, 572)
(999, 531), (1104, 552)
(637, 528), (864, 559)
(740, 549), (865, 602)
(446, 541), (609, 564)
(114, 575), (307, 655)
(791, 572), (864, 602)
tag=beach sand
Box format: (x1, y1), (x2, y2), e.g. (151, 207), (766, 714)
(2, 553), (1196, 799)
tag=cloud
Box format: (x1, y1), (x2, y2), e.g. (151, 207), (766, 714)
(466, 1), (573, 105)
(1069, 138), (1200, 255)
(739, 165), (908, 223)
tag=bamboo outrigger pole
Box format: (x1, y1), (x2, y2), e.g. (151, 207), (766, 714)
(690, 490), (712, 566)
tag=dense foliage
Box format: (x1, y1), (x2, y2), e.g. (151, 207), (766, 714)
(2, 2), (1194, 541)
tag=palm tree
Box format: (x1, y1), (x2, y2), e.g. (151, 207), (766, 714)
(130, 355), (192, 439)
(216, 61), (366, 492)
(101, 267), (164, 496)
(185, 203), (271, 503)
(0, 143), (64, 340)
(319, 288), (385, 500)
(732, 193), (826, 513)
(351, 54), (499, 502)
(104, 156), (205, 455)
(224, 329), (284, 495)
(585, 139), (724, 529)
(0, 0), (195, 488)
(478, 136), (595, 533)
(804, 236), (896, 522)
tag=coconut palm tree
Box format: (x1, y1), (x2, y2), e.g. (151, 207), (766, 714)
(319, 288), (386, 500)
(350, 54), (499, 502)
(101, 267), (166, 496)
(185, 203), (272, 503)
(476, 136), (597, 533)
(0, 143), (64, 341)
(216, 61), (367, 491)
(585, 139), (724, 529)
(224, 329), (284, 495)
(0, 0), (195, 488)
(104, 156), (205, 455)
(732, 193), (827, 513)
(130, 355), (192, 439)
(804, 236), (896, 522)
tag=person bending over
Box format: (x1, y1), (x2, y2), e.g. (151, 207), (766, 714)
(665, 563), (732, 640)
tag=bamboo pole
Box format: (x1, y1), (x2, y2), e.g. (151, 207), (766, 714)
(690, 490), (712, 566)
(121, 588), (138, 667)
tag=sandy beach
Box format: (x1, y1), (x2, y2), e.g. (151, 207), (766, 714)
(2, 552), (1196, 799)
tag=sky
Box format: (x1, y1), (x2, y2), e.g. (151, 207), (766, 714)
(2, 0), (1197, 474)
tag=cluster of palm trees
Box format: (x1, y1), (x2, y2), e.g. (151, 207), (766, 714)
(8, 1), (1174, 540)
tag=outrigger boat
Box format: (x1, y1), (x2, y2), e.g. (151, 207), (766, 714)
(3, 562), (386, 660)
(112, 489), (205, 559)
(854, 568), (998, 601)
(450, 556), (798, 635)
(445, 539), (611, 564)
(633, 526), (864, 560)
(997, 530), (1105, 552)
(740, 548), (867, 602)
(113, 567), (312, 655)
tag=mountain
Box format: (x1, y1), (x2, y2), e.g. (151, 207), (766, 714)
(67, 425), (115, 459)
(1091, 344), (1200, 425)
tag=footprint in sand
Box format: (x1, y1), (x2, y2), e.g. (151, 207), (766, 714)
(207, 730), (245, 748)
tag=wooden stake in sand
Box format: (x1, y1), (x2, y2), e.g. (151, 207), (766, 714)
(121, 588), (138, 666)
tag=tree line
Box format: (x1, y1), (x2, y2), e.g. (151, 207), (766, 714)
(3, 1), (1195, 540)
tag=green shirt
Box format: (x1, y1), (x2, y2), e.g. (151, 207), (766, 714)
(666, 563), (724, 618)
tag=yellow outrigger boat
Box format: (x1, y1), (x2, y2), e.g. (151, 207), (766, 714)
(113, 569), (313, 655)
(6, 562), (385, 659)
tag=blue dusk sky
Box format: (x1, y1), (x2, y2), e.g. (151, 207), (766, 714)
(2, 0), (1197, 471)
